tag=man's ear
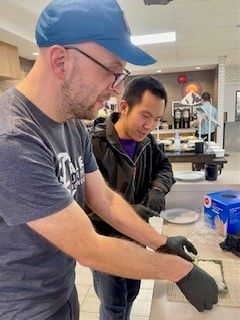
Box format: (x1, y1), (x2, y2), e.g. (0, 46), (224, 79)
(119, 100), (129, 116)
(48, 45), (68, 79)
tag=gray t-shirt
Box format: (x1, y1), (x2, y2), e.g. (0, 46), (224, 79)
(0, 88), (98, 319)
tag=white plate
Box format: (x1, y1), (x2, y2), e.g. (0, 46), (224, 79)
(214, 148), (225, 158)
(174, 171), (205, 182)
(161, 208), (200, 224)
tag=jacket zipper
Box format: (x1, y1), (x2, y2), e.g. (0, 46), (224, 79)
(111, 142), (150, 199)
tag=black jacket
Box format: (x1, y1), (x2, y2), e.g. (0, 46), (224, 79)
(88, 112), (175, 237)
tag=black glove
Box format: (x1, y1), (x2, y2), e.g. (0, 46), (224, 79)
(157, 236), (197, 261)
(219, 233), (240, 257)
(133, 204), (160, 222)
(176, 265), (218, 312)
(147, 189), (165, 213)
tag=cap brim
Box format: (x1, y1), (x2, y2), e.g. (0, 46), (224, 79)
(95, 39), (156, 66)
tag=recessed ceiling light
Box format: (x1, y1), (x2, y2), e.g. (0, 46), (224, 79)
(131, 32), (176, 45)
(156, 69), (162, 73)
(196, 66), (201, 70)
(32, 52), (39, 56)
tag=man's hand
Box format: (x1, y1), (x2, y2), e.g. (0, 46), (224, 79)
(176, 265), (218, 312)
(133, 204), (160, 222)
(157, 236), (197, 261)
(147, 189), (165, 213)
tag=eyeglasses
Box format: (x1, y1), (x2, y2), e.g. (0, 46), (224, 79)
(64, 45), (131, 88)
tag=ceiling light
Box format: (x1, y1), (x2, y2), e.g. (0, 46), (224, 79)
(156, 69), (162, 73)
(32, 52), (39, 56)
(131, 32), (176, 45)
(196, 66), (201, 70)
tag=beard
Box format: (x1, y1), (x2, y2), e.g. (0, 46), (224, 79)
(60, 80), (98, 120)
(58, 62), (110, 121)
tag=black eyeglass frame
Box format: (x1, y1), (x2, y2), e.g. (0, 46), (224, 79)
(63, 45), (130, 88)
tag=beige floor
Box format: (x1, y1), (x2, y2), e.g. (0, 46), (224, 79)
(76, 151), (239, 319)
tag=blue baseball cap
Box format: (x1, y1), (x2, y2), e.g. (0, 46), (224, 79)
(35, 0), (156, 66)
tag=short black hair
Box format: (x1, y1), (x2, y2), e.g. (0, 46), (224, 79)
(201, 92), (211, 101)
(123, 76), (167, 110)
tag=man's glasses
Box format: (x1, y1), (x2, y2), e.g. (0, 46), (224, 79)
(64, 45), (131, 88)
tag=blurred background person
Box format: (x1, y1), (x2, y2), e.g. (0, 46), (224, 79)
(197, 92), (218, 141)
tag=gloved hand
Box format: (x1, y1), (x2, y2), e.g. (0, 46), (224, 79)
(146, 189), (165, 213)
(157, 236), (197, 261)
(133, 204), (160, 222)
(176, 265), (218, 312)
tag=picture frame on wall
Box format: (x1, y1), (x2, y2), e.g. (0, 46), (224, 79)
(235, 90), (240, 122)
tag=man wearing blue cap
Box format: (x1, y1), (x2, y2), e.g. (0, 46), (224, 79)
(0, 1), (218, 319)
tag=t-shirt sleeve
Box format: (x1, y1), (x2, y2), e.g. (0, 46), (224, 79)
(0, 135), (73, 226)
(82, 126), (98, 174)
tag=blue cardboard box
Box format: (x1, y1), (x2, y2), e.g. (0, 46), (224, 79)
(204, 190), (240, 236)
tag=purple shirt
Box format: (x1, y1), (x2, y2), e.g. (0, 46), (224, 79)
(119, 139), (136, 159)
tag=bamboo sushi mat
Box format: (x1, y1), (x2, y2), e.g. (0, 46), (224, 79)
(167, 258), (240, 308)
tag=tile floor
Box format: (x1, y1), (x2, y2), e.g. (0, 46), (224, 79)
(76, 151), (239, 319)
(76, 262), (154, 320)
